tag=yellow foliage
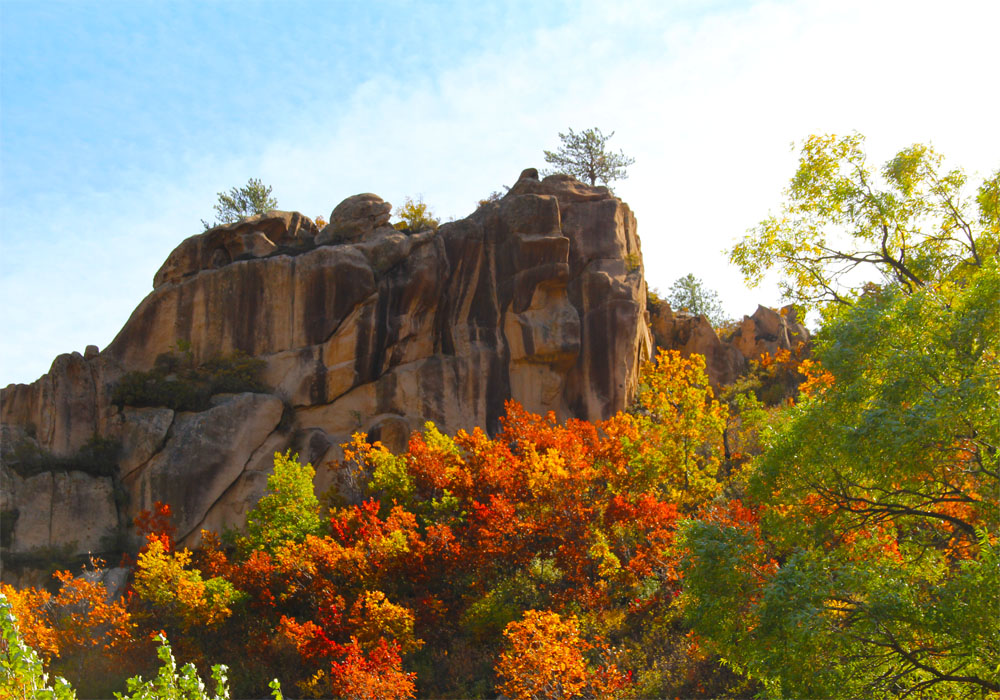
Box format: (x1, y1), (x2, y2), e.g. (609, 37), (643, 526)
(497, 610), (590, 700)
(608, 349), (727, 510)
(134, 539), (238, 629)
(497, 610), (631, 700)
(348, 590), (423, 655)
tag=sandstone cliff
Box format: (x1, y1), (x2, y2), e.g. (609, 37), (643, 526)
(0, 169), (808, 582)
(1, 169), (651, 570)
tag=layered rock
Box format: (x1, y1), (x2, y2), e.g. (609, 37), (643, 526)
(1, 169), (651, 566)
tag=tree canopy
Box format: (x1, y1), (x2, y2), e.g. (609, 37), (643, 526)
(731, 133), (999, 307)
(543, 127), (635, 187)
(202, 178), (278, 230)
(682, 136), (999, 698)
(665, 274), (728, 326)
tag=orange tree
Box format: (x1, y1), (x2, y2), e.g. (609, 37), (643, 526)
(1, 564), (137, 697)
(496, 609), (629, 700)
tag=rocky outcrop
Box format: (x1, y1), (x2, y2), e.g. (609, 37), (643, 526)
(648, 299), (811, 387)
(153, 210), (319, 288)
(1, 169), (651, 565)
(121, 392), (284, 546)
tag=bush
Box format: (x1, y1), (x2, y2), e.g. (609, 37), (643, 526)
(112, 351), (267, 412)
(1, 592), (77, 699)
(1, 591), (285, 700)
(5, 435), (121, 479)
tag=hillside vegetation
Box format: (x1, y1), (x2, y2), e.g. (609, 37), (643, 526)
(2, 135), (997, 699)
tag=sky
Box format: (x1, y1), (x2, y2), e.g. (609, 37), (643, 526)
(1, 0), (998, 386)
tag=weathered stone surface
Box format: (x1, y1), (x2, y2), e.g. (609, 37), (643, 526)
(123, 392), (283, 543)
(153, 210), (318, 288)
(105, 244), (377, 370)
(648, 300), (810, 387)
(2, 468), (51, 552)
(1, 352), (98, 456)
(2, 467), (117, 556)
(112, 407), (175, 479)
(49, 471), (119, 555)
(316, 194), (393, 245)
(6, 169), (811, 568)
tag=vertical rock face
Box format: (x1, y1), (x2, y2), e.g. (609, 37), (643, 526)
(0, 169), (651, 561)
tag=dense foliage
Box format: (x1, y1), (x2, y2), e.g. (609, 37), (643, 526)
(680, 264), (999, 697)
(5, 135), (995, 699)
(680, 136), (999, 698)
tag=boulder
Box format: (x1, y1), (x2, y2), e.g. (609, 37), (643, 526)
(316, 194), (393, 245)
(153, 210), (318, 288)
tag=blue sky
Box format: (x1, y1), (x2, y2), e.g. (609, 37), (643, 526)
(2, 0), (998, 385)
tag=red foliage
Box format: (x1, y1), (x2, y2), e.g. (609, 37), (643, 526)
(134, 501), (176, 553)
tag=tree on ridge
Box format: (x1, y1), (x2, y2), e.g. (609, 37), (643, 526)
(543, 127), (635, 187)
(202, 177), (278, 229)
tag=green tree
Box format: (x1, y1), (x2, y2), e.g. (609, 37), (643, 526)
(681, 138), (1000, 698)
(393, 196), (440, 232)
(239, 451), (321, 555)
(543, 127), (635, 187)
(731, 132), (999, 307)
(202, 178), (278, 229)
(665, 274), (727, 326)
(1, 593), (77, 700)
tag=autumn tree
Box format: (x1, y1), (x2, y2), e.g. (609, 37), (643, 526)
(604, 349), (728, 510)
(202, 177), (278, 229)
(393, 196), (439, 232)
(682, 138), (1000, 698)
(1, 567), (137, 697)
(239, 451), (322, 555)
(543, 127), (635, 187)
(496, 610), (629, 700)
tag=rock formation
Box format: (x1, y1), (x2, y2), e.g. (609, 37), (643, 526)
(0, 168), (809, 584)
(1, 169), (650, 572)
(648, 298), (810, 387)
